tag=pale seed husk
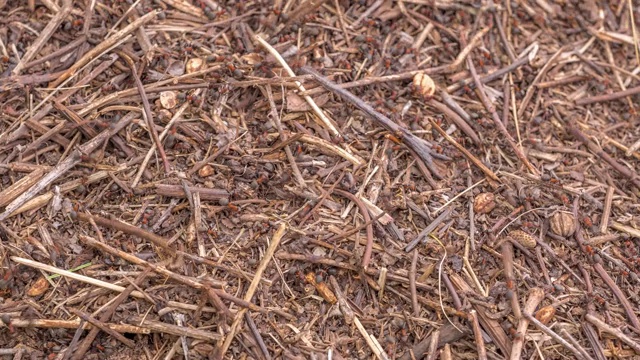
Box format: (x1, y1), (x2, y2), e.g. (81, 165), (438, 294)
(509, 229), (537, 249)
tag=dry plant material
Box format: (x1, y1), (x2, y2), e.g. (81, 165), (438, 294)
(549, 211), (576, 237)
(26, 276), (50, 297)
(2, 1), (640, 358)
(508, 230), (537, 249)
(473, 193), (496, 214)
(534, 305), (556, 325)
(304, 272), (337, 304)
(413, 72), (436, 99)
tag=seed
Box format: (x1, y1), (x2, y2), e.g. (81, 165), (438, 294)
(473, 192), (496, 214)
(549, 211), (576, 237)
(535, 305), (555, 325)
(412, 72), (436, 99)
(509, 230), (537, 249)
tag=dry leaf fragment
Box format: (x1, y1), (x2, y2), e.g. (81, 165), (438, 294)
(27, 276), (50, 297)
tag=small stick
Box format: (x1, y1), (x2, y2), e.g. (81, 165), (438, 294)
(582, 322), (607, 360)
(575, 84), (640, 105)
(330, 276), (390, 360)
(429, 119), (499, 181)
(447, 54), (532, 93)
(427, 99), (480, 145)
(398, 325), (467, 360)
(50, 10), (158, 87)
(410, 250), (420, 317)
(502, 81), (511, 127)
(567, 121), (640, 188)
(466, 55), (538, 175)
(128, 316), (221, 341)
(245, 312), (271, 360)
(377, 267), (388, 302)
(586, 313), (640, 353)
(264, 85), (306, 188)
(509, 288), (545, 360)
(576, 226), (640, 329)
(300, 66), (445, 179)
(425, 329), (440, 360)
(501, 241), (522, 320)
(523, 313), (593, 360)
(329, 276), (355, 324)
(0, 113), (134, 221)
(404, 208), (452, 252)
(12, 0), (73, 75)
(69, 308), (135, 348)
(4, 317), (150, 335)
(69, 270), (149, 360)
(324, 211), (386, 243)
(334, 189), (374, 269)
(219, 224), (287, 358)
(559, 328), (597, 360)
(469, 310), (487, 360)
(155, 184), (229, 200)
(0, 168), (44, 207)
(254, 35), (341, 138)
(118, 50), (170, 174)
(299, 133), (364, 166)
(599, 186), (614, 234)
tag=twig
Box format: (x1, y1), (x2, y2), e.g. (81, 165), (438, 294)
(4, 317), (150, 335)
(427, 99), (480, 145)
(523, 313), (593, 360)
(254, 35), (342, 138)
(300, 66), (446, 179)
(559, 328), (597, 360)
(599, 186), (614, 234)
(334, 189), (374, 269)
(449, 273), (512, 357)
(69, 308), (135, 348)
(575, 84), (640, 105)
(129, 316), (221, 341)
(132, 89), (200, 185)
(567, 121), (640, 188)
(500, 241), (522, 319)
(219, 224), (288, 358)
(245, 312), (271, 360)
(0, 113), (134, 221)
(264, 85), (306, 188)
(410, 250), (420, 317)
(404, 208), (452, 252)
(466, 54), (538, 175)
(72, 270), (149, 360)
(11, 0), (73, 75)
(330, 276), (390, 360)
(425, 329), (440, 360)
(585, 313), (640, 354)
(118, 50), (170, 174)
(299, 133), (364, 165)
(429, 119), (499, 182)
(469, 310), (487, 360)
(397, 324), (468, 360)
(50, 10), (158, 87)
(509, 288), (545, 360)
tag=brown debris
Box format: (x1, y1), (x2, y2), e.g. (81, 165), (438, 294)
(1, 1), (640, 359)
